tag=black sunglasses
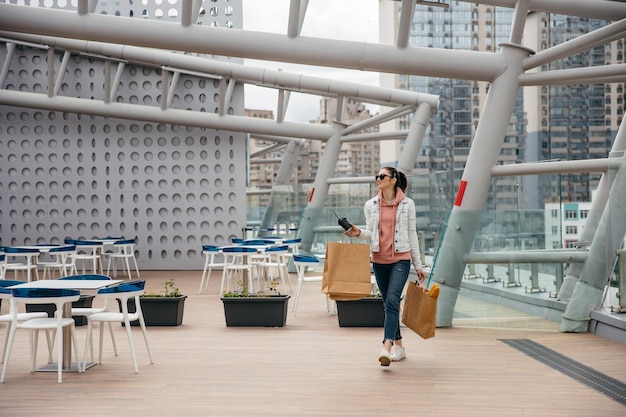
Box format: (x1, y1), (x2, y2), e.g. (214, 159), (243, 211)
(375, 174), (391, 181)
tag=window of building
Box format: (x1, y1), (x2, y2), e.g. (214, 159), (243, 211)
(551, 225), (559, 235)
(565, 209), (577, 219)
(580, 209), (589, 219)
(565, 225), (578, 235)
(551, 209), (559, 218)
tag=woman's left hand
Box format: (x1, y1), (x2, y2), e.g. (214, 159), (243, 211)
(416, 268), (427, 282)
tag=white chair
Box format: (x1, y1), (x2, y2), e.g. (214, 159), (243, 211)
(58, 274), (118, 365)
(283, 238), (302, 274)
(3, 247), (40, 282)
(0, 280), (50, 365)
(104, 238), (140, 279)
(1, 287), (83, 383)
(66, 239), (103, 274)
(292, 254), (335, 316)
(255, 245), (292, 294)
(283, 238), (302, 255)
(199, 245), (225, 293)
(237, 240), (277, 288)
(220, 246), (258, 294)
(41, 245), (77, 279)
(83, 280), (153, 373)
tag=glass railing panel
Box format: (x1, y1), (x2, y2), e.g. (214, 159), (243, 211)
(245, 168), (624, 329)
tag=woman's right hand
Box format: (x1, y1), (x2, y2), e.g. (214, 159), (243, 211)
(345, 224), (360, 238)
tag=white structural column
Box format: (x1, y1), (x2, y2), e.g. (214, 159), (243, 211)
(397, 102), (436, 173)
(258, 139), (304, 231)
(561, 150), (626, 332)
(298, 122), (346, 254)
(558, 121), (626, 302)
(432, 43), (533, 327)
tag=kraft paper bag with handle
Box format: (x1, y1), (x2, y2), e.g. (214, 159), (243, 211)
(401, 280), (437, 339)
(322, 239), (372, 301)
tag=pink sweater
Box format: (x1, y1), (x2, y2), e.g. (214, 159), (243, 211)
(371, 190), (411, 265)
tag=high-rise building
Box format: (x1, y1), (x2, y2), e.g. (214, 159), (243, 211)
(380, 1), (525, 226)
(247, 108), (276, 189)
(246, 98), (379, 225)
(379, 2), (621, 212)
(248, 98), (380, 190)
(315, 98), (380, 177)
(523, 13), (623, 206)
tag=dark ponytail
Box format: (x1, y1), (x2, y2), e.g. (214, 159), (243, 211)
(396, 171), (408, 193)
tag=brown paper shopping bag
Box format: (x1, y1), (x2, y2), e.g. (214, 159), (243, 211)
(401, 280), (437, 339)
(322, 239), (372, 301)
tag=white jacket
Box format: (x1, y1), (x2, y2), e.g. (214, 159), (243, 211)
(358, 195), (423, 272)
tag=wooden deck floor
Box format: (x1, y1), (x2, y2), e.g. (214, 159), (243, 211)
(1, 270), (625, 417)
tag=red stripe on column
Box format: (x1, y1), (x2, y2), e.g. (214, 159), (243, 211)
(308, 188), (315, 202)
(454, 180), (468, 207)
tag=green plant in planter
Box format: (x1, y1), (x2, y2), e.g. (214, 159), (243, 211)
(142, 278), (182, 298)
(222, 279), (282, 298)
(123, 278), (187, 326)
(220, 279), (290, 327)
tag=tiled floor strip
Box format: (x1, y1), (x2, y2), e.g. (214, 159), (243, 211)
(500, 338), (626, 406)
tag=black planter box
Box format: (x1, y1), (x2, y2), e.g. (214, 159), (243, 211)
(25, 295), (95, 326)
(221, 295), (290, 327)
(120, 296), (187, 326)
(336, 297), (385, 327)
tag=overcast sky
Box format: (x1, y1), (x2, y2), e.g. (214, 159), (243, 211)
(241, 0), (380, 122)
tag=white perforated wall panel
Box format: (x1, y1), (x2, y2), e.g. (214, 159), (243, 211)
(0, 0), (246, 270)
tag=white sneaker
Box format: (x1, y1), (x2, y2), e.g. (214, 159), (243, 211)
(390, 346), (406, 362)
(378, 348), (391, 366)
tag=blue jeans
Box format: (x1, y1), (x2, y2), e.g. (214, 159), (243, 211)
(372, 260), (410, 344)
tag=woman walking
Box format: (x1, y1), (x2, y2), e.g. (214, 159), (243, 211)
(346, 166), (427, 366)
